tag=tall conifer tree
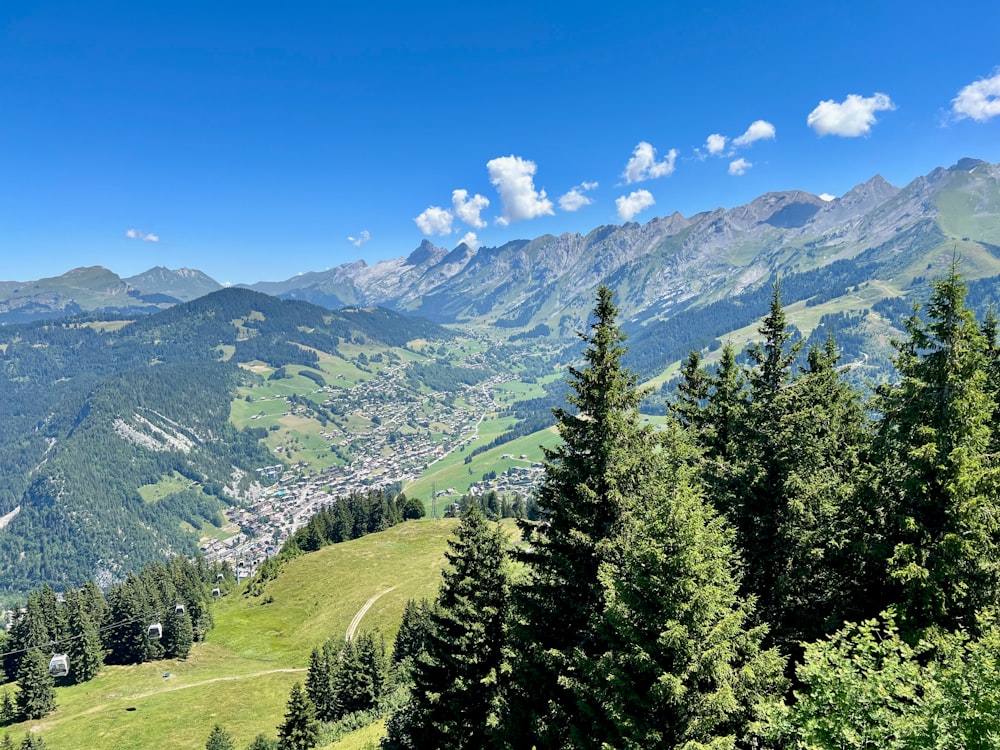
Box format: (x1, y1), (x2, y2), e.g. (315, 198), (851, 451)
(505, 286), (653, 749)
(872, 267), (1000, 637)
(384, 504), (510, 750)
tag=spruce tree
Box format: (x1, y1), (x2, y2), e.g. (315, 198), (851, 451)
(305, 646), (335, 722)
(63, 590), (104, 684)
(390, 599), (433, 673)
(872, 267), (1000, 637)
(572, 430), (786, 748)
(14, 649), (55, 721)
(205, 724), (236, 750)
(277, 682), (319, 750)
(505, 286), (654, 749)
(384, 504), (510, 750)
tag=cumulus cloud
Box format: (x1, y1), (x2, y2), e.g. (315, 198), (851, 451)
(819, 193), (836, 202)
(414, 206), (454, 236)
(558, 181), (598, 212)
(807, 93), (895, 136)
(452, 189), (490, 229)
(622, 142), (677, 184)
(616, 189), (655, 221)
(125, 228), (159, 242)
(728, 158), (752, 176)
(458, 232), (481, 250)
(347, 230), (371, 248)
(486, 155), (555, 226)
(705, 133), (728, 155)
(952, 70), (1000, 122)
(732, 120), (776, 147)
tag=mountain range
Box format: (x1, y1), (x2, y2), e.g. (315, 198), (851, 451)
(5, 158), (1000, 336)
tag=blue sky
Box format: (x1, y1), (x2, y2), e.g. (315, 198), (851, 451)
(2, 1), (999, 284)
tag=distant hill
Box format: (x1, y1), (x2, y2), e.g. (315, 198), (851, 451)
(0, 266), (221, 324)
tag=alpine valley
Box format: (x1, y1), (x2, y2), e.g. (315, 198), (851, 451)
(1, 157), (1000, 600)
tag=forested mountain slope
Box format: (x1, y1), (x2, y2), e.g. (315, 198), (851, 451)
(0, 289), (453, 595)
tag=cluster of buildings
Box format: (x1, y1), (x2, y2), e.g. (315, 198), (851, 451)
(201, 361), (530, 574)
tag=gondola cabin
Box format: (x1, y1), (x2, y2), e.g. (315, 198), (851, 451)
(48, 654), (69, 678)
(174, 603), (185, 616)
(211, 587), (221, 597)
(147, 622), (163, 639)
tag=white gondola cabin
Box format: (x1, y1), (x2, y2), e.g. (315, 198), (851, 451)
(174, 603), (186, 616)
(147, 622), (163, 639)
(211, 587), (221, 598)
(48, 654), (69, 678)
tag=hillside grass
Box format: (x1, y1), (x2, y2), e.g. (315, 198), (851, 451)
(6, 519), (459, 750)
(406, 426), (559, 506)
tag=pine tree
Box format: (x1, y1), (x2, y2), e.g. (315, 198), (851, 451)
(246, 735), (278, 750)
(15, 649), (55, 721)
(572, 431), (786, 748)
(390, 599), (433, 672)
(0, 691), (14, 724)
(63, 590), (104, 684)
(505, 286), (654, 749)
(277, 682), (319, 750)
(305, 646), (335, 722)
(872, 266), (1000, 637)
(384, 504), (510, 750)
(17, 735), (46, 750)
(700, 341), (748, 462)
(671, 350), (709, 432)
(163, 608), (194, 659)
(205, 724), (236, 750)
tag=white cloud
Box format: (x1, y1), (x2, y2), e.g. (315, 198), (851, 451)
(414, 206), (454, 236)
(486, 155), (555, 226)
(952, 70), (1000, 123)
(728, 158), (752, 176)
(807, 93), (895, 137)
(732, 120), (776, 147)
(125, 228), (159, 242)
(458, 232), (481, 250)
(616, 189), (655, 221)
(622, 142), (677, 183)
(451, 189), (490, 229)
(819, 193), (836, 202)
(705, 133), (728, 155)
(558, 181), (598, 212)
(348, 230), (371, 248)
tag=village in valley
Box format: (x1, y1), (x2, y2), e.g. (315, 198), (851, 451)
(201, 343), (548, 575)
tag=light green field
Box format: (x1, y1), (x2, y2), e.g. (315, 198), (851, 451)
(137, 472), (198, 504)
(6, 519), (459, 750)
(406, 426), (559, 505)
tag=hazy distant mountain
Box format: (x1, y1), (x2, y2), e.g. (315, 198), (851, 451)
(0, 265), (221, 323)
(123, 265), (223, 302)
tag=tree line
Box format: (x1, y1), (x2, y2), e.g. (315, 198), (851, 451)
(0, 554), (231, 727)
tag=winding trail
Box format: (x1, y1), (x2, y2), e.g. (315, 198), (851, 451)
(346, 587), (396, 641)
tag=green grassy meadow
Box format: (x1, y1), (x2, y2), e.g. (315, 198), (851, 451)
(5, 519), (459, 750)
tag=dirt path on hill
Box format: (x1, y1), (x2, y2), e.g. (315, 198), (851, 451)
(346, 587), (396, 642)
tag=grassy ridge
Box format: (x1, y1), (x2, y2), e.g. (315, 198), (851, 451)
(6, 519), (458, 750)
